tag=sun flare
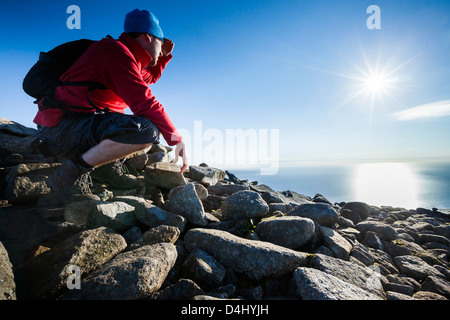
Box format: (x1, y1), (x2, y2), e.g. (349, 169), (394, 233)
(364, 73), (387, 94)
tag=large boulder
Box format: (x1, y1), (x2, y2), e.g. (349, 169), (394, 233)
(394, 255), (445, 282)
(186, 165), (226, 187)
(0, 118), (40, 155)
(294, 267), (382, 300)
(254, 216), (315, 249)
(355, 220), (398, 241)
(65, 200), (137, 233)
(319, 226), (353, 260)
(309, 253), (386, 299)
(183, 228), (308, 280)
(220, 190), (269, 220)
(341, 201), (372, 221)
(23, 227), (127, 299)
(144, 162), (187, 190)
(134, 203), (187, 233)
(166, 183), (208, 226)
(63, 243), (177, 300)
(287, 203), (339, 227)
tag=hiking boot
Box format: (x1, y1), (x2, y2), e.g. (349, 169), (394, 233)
(47, 159), (94, 204)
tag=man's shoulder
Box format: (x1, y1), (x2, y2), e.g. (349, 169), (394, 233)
(90, 36), (132, 58)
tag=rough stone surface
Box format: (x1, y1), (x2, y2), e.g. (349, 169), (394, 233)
(166, 183), (207, 226)
(288, 203), (339, 227)
(144, 162), (187, 190)
(63, 243), (177, 300)
(220, 190), (269, 220)
(394, 255), (445, 281)
(0, 241), (16, 300)
(255, 216), (315, 249)
(319, 226), (353, 260)
(184, 228), (308, 280)
(309, 253), (386, 299)
(294, 267), (382, 300)
(23, 227), (127, 299)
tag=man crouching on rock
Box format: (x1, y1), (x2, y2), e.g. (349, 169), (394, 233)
(33, 9), (188, 203)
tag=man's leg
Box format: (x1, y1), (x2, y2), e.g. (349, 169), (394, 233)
(82, 139), (153, 168)
(44, 113), (160, 203)
(49, 140), (152, 203)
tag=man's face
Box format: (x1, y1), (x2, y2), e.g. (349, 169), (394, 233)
(145, 35), (163, 67)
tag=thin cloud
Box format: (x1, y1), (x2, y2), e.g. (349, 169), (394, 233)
(393, 100), (450, 121)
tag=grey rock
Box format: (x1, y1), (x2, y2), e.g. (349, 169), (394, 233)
(124, 151), (149, 171)
(340, 208), (362, 225)
(366, 248), (399, 275)
(91, 162), (141, 190)
(385, 282), (414, 296)
(383, 238), (425, 258)
(64, 200), (97, 226)
(394, 255), (445, 281)
(341, 201), (372, 220)
(350, 243), (374, 266)
(294, 267), (382, 300)
(64, 243), (177, 300)
(413, 291), (448, 300)
(355, 220), (398, 241)
(362, 231), (384, 250)
(421, 276), (450, 299)
(207, 184), (250, 196)
(386, 291), (416, 300)
(309, 253), (386, 299)
(149, 278), (204, 300)
(184, 228), (308, 280)
(221, 190), (269, 220)
(268, 203), (293, 214)
(24, 227), (127, 299)
(166, 183), (208, 226)
(144, 162), (187, 190)
(88, 201), (137, 233)
(65, 199), (139, 233)
(182, 248), (226, 287)
(287, 203), (338, 227)
(135, 203), (187, 233)
(419, 233), (450, 247)
(141, 225), (180, 245)
(3, 163), (57, 204)
(187, 165), (226, 186)
(0, 118), (39, 154)
(255, 216), (315, 249)
(146, 151), (173, 165)
(386, 274), (421, 292)
(319, 226), (353, 260)
(0, 242), (16, 300)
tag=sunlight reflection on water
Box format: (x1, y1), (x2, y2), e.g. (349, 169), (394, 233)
(352, 162), (421, 208)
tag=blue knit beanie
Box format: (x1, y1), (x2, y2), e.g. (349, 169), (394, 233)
(124, 9), (164, 41)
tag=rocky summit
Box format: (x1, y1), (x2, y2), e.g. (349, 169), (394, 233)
(1, 117), (450, 301)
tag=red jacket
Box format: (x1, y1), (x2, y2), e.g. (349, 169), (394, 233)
(33, 33), (182, 146)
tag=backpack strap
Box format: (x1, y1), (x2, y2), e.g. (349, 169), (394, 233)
(40, 81), (109, 114)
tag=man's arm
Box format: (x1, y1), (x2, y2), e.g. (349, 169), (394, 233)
(144, 39), (174, 84)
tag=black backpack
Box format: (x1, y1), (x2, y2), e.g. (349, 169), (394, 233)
(23, 37), (110, 113)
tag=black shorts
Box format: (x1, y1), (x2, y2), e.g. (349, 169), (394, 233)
(38, 112), (160, 159)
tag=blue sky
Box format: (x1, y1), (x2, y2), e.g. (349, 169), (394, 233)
(1, 0), (449, 169)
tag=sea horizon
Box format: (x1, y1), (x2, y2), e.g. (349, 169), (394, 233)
(221, 159), (450, 211)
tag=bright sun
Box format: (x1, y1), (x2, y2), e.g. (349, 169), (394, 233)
(364, 74), (387, 93)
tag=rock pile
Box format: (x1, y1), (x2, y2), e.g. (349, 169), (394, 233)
(0, 118), (449, 300)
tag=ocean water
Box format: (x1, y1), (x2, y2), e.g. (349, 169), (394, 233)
(229, 161), (450, 210)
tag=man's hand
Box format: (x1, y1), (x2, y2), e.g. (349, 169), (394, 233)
(174, 139), (188, 173)
(162, 38), (174, 57)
